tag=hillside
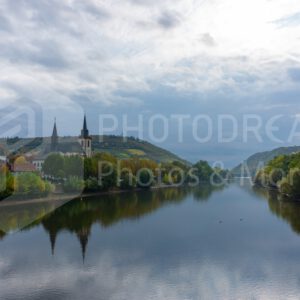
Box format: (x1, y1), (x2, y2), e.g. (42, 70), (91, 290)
(231, 146), (300, 177)
(0, 135), (189, 164)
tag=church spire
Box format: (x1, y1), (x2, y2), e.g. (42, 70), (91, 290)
(83, 114), (87, 131)
(51, 118), (58, 151)
(78, 114), (92, 157)
(49, 227), (57, 256)
(80, 114), (90, 138)
(77, 227), (90, 264)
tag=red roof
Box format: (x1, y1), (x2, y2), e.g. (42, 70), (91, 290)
(12, 163), (37, 172)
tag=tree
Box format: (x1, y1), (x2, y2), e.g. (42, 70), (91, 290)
(192, 160), (213, 182)
(136, 169), (154, 188)
(63, 176), (84, 193)
(42, 154), (65, 178)
(14, 172), (53, 197)
(64, 155), (84, 178)
(120, 172), (136, 190)
(0, 166), (14, 200)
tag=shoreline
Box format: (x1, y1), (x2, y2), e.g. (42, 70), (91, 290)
(0, 185), (180, 208)
(253, 184), (300, 202)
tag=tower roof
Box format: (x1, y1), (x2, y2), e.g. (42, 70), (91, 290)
(77, 227), (90, 263)
(49, 229), (57, 256)
(80, 114), (91, 139)
(52, 118), (58, 138)
(51, 118), (58, 151)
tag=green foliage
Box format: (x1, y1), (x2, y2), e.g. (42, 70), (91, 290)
(91, 135), (189, 164)
(41, 151), (228, 192)
(63, 176), (84, 193)
(14, 172), (54, 197)
(136, 169), (154, 188)
(0, 167), (14, 199)
(211, 167), (232, 183)
(42, 153), (65, 178)
(232, 146), (300, 177)
(84, 177), (99, 192)
(43, 154), (84, 179)
(120, 172), (136, 190)
(254, 152), (300, 198)
(64, 156), (84, 178)
(284, 169), (300, 196)
(192, 160), (213, 182)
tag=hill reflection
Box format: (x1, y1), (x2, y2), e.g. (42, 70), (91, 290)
(253, 187), (300, 235)
(0, 185), (226, 259)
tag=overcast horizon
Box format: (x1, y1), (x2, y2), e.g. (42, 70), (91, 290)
(1, 0), (300, 167)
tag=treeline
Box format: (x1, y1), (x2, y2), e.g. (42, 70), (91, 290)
(0, 165), (54, 200)
(254, 152), (300, 198)
(0, 153), (231, 201)
(42, 153), (231, 193)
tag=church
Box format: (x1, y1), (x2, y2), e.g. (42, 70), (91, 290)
(32, 115), (92, 171)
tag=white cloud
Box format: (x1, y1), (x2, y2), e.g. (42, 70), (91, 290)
(0, 249), (299, 300)
(0, 0), (300, 109)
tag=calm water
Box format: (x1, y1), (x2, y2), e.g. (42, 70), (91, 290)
(1, 182), (300, 300)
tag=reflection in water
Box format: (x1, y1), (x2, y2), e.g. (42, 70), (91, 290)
(2, 183), (300, 300)
(253, 186), (300, 235)
(0, 185), (226, 259)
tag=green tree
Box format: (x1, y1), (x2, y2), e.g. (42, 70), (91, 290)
(14, 172), (53, 197)
(192, 160), (213, 182)
(0, 166), (14, 200)
(64, 155), (84, 178)
(120, 172), (136, 189)
(42, 154), (65, 178)
(136, 169), (154, 188)
(63, 176), (84, 193)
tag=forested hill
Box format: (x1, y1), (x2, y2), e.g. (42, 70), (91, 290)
(1, 135), (189, 164)
(231, 146), (300, 177)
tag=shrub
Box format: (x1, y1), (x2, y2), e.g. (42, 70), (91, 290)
(120, 173), (136, 190)
(84, 177), (101, 192)
(136, 169), (154, 188)
(63, 176), (84, 193)
(14, 172), (53, 197)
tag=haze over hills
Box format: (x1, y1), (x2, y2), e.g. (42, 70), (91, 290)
(0, 135), (190, 165)
(231, 146), (300, 177)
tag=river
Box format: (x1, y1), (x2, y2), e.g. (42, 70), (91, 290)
(1, 181), (300, 299)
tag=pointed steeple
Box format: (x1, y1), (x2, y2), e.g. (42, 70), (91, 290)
(49, 228), (57, 256)
(52, 118), (58, 137)
(80, 114), (89, 138)
(78, 114), (92, 157)
(77, 227), (90, 263)
(83, 114), (87, 132)
(51, 118), (58, 151)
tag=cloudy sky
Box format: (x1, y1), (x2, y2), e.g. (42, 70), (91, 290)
(1, 0), (300, 166)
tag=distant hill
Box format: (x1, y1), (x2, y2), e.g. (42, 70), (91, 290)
(0, 135), (189, 165)
(231, 146), (300, 177)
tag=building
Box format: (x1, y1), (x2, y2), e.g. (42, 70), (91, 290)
(31, 153), (47, 172)
(51, 118), (58, 152)
(30, 115), (92, 172)
(78, 114), (92, 158)
(11, 160), (37, 174)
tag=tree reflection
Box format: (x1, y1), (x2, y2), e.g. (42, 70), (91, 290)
(0, 185), (227, 259)
(253, 186), (300, 235)
(192, 184), (226, 202)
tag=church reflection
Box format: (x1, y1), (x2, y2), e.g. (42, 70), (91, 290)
(42, 188), (191, 261)
(0, 186), (227, 261)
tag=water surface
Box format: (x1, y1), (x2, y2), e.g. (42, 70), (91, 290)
(1, 182), (300, 300)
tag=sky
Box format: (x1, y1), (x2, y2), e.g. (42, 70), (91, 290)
(1, 0), (300, 167)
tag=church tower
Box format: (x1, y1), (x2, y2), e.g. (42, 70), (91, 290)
(51, 118), (58, 152)
(78, 114), (92, 157)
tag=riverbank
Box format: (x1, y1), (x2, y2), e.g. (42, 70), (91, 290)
(0, 185), (180, 208)
(253, 184), (300, 202)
